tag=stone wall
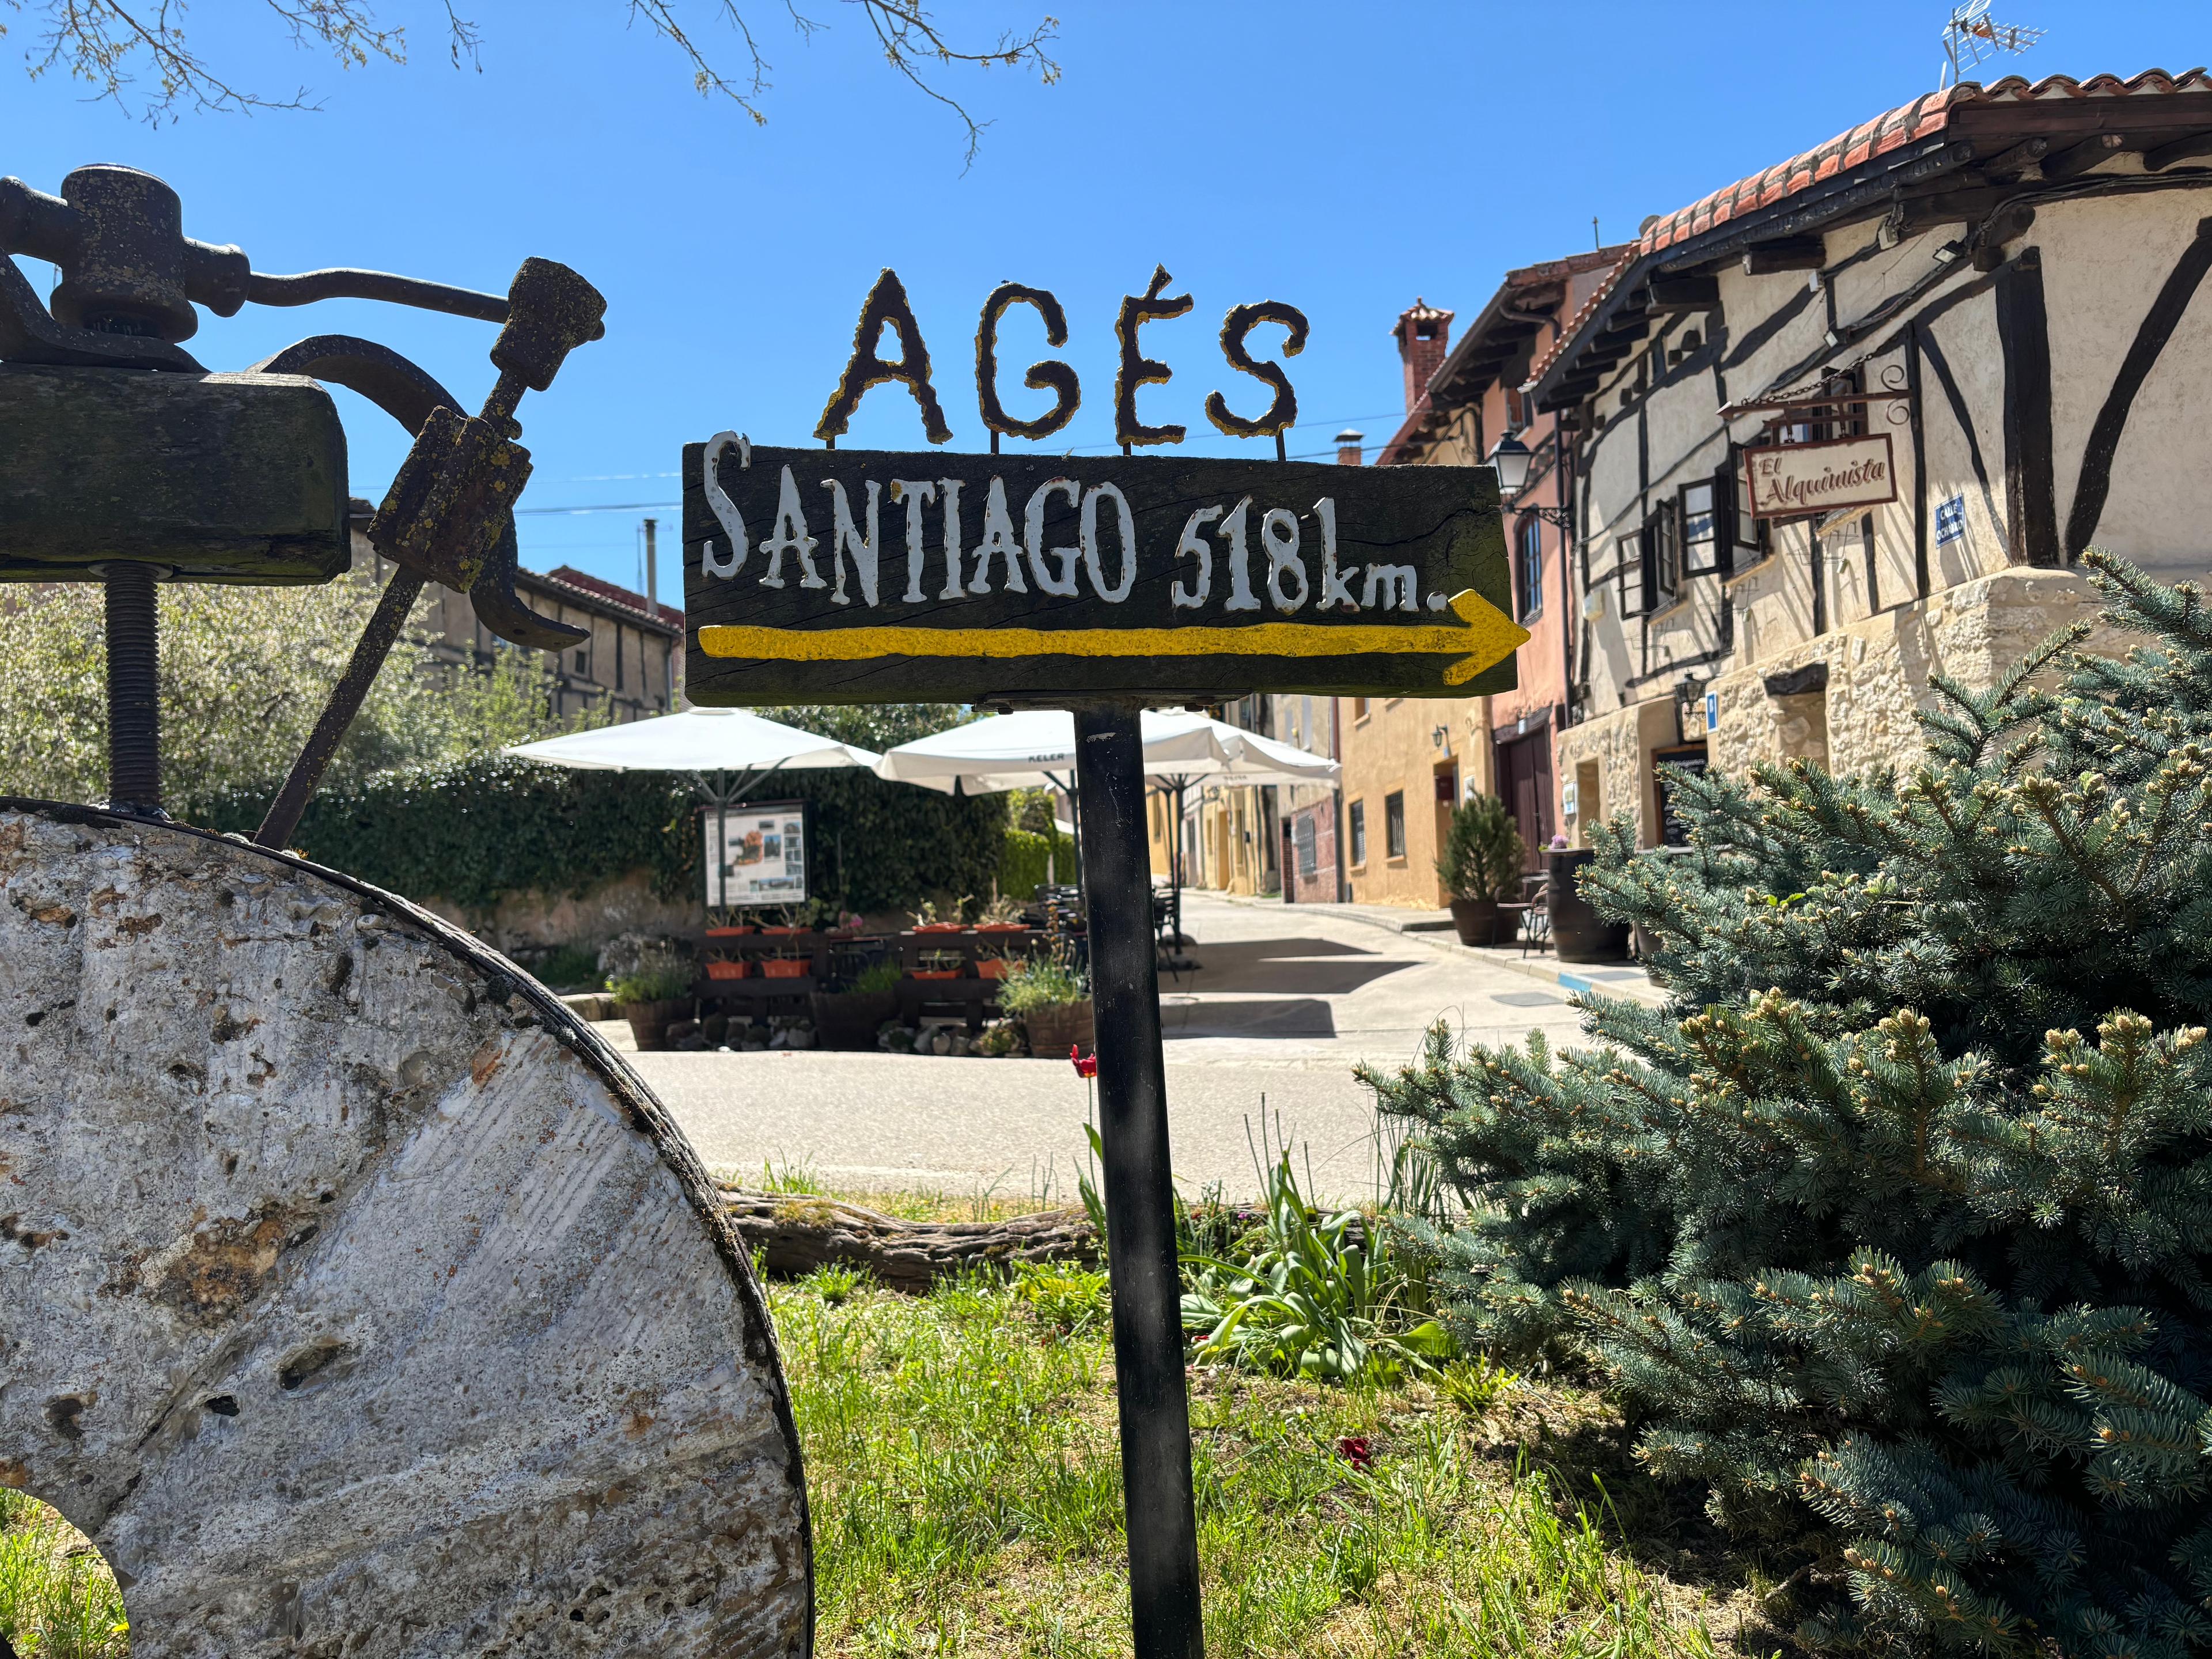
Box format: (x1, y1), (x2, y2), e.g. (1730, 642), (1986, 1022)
(416, 866), (698, 957)
(1562, 567), (2127, 846)
(1706, 568), (2112, 781)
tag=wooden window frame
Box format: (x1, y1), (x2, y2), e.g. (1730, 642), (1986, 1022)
(1384, 791), (1407, 861)
(1679, 479), (1728, 579)
(1515, 513), (1545, 622)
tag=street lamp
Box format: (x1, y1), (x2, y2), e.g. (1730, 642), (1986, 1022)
(1486, 430), (1573, 529)
(1487, 431), (1535, 495)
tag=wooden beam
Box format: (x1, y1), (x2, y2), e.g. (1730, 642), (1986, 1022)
(0, 362), (349, 582)
(1743, 237), (1825, 275)
(2042, 132), (2130, 182)
(2146, 130), (2212, 172)
(1894, 187), (2010, 234)
(1645, 275), (1720, 312)
(1978, 137), (2051, 177)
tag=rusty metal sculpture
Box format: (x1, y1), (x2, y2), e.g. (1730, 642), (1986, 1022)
(1, 167), (813, 1657)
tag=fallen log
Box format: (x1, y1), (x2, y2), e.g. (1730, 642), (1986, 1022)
(717, 1188), (1097, 1290)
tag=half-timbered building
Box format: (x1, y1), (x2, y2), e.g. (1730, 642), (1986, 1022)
(1527, 70), (2212, 846)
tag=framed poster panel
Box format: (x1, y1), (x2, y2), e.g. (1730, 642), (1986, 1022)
(703, 799), (810, 908)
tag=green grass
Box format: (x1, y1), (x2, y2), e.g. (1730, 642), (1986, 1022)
(0, 1488), (128, 1658)
(774, 1272), (1728, 1658)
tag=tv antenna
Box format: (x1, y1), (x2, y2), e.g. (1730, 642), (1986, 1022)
(1941, 0), (2044, 88)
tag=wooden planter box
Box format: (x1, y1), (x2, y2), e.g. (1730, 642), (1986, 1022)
(618, 997), (691, 1051)
(1021, 1000), (1094, 1054)
(811, 989), (897, 1051)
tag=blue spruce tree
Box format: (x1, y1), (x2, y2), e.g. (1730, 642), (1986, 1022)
(1369, 552), (2212, 1657)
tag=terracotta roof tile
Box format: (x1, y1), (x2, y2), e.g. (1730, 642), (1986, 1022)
(1525, 69), (2212, 396)
(1523, 252), (1638, 389)
(535, 564), (684, 631)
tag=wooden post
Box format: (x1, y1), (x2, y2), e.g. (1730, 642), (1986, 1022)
(1073, 703), (1204, 1659)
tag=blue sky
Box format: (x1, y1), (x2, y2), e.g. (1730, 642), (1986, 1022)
(6, 1), (2196, 597)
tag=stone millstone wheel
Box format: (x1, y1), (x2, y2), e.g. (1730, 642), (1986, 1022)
(0, 802), (812, 1658)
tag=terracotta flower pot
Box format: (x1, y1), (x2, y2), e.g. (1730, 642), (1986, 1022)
(1448, 897), (1509, 947)
(976, 958), (1013, 980)
(616, 997), (690, 1051)
(1021, 999), (1095, 1054)
(908, 968), (964, 980)
(762, 957), (809, 979)
(704, 960), (751, 981)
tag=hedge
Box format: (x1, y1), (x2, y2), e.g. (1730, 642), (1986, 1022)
(194, 753), (1007, 916)
(998, 827), (1077, 902)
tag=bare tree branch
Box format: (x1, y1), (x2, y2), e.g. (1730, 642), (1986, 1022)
(7, 0), (1058, 155)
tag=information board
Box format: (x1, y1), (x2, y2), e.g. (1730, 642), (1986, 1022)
(703, 800), (809, 908)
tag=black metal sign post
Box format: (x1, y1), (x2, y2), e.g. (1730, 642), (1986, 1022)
(1074, 702), (1203, 1657)
(681, 266), (1525, 1659)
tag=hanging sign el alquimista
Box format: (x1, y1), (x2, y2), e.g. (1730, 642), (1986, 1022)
(683, 266), (1525, 706)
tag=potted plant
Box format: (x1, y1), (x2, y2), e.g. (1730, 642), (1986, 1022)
(999, 950), (1093, 1052)
(908, 897), (969, 935)
(606, 944), (694, 1051)
(810, 957), (902, 1050)
(974, 891), (1029, 937)
(910, 949), (967, 980)
(703, 952), (751, 981)
(1437, 793), (1525, 946)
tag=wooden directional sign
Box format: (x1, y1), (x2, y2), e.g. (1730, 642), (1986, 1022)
(682, 441), (1524, 704)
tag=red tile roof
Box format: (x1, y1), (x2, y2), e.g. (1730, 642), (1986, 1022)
(1639, 69), (2208, 259)
(535, 564), (684, 631)
(1525, 69), (2212, 390)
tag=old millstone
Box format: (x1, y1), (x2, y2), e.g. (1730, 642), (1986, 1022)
(0, 802), (810, 1658)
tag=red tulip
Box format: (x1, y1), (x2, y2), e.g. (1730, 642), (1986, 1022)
(1335, 1435), (1373, 1472)
(1070, 1046), (1098, 1078)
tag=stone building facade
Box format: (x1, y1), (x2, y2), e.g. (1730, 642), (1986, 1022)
(1522, 70), (2212, 846)
(353, 509), (683, 725)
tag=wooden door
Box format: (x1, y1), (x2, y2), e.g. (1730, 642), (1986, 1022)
(1497, 732), (1555, 870)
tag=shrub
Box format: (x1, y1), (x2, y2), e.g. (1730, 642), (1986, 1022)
(1369, 553), (2212, 1657)
(1435, 793), (1524, 902)
(607, 942), (692, 1003)
(998, 826), (1077, 903)
(997, 950), (1088, 1012)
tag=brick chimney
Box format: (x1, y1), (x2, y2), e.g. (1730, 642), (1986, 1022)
(1393, 297), (1454, 412)
(1335, 429), (1364, 466)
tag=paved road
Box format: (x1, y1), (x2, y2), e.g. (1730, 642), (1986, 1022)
(621, 895), (1596, 1203)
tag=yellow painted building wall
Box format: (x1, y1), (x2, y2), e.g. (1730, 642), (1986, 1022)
(1337, 694), (1495, 908)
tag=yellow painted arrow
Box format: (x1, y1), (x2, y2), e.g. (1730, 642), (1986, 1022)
(699, 589), (1528, 687)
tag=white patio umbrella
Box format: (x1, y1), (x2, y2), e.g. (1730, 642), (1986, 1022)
(506, 708), (881, 911)
(505, 706), (879, 774)
(872, 710), (1337, 795)
(874, 711), (1339, 928)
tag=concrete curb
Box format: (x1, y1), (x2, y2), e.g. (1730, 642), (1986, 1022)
(1200, 892), (1668, 1007)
